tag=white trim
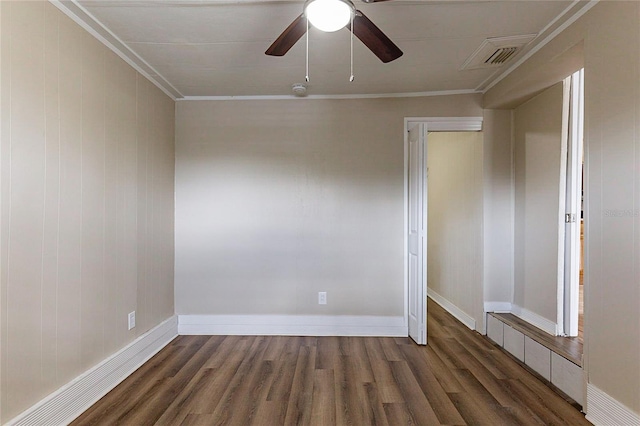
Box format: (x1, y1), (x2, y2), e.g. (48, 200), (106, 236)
(49, 0), (182, 100)
(511, 304), (558, 336)
(179, 89), (480, 102)
(481, 0), (599, 93)
(557, 77), (571, 337)
(427, 289), (476, 331)
(5, 316), (178, 426)
(405, 117), (483, 132)
(403, 124), (410, 331)
(178, 315), (407, 337)
(78, 0), (473, 4)
(586, 384), (640, 426)
(484, 301), (513, 313)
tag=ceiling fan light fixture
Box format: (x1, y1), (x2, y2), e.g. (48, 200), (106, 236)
(304, 0), (354, 33)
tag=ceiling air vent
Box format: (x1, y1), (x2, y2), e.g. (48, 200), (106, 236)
(461, 34), (536, 70)
(485, 47), (518, 65)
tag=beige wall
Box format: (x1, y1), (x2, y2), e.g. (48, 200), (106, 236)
(426, 131), (483, 326)
(482, 110), (514, 307)
(0, 2), (175, 422)
(175, 95), (482, 317)
(513, 83), (564, 323)
(485, 1), (640, 414)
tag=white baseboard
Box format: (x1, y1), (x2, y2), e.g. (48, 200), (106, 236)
(427, 288), (476, 331)
(484, 301), (513, 313)
(178, 314), (407, 337)
(511, 304), (558, 336)
(586, 384), (640, 426)
(6, 316), (178, 426)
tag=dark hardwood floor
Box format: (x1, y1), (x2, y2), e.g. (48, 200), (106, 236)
(72, 300), (590, 425)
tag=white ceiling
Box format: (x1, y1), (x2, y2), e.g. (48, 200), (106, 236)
(66, 0), (586, 98)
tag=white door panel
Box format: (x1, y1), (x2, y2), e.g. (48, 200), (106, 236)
(408, 123), (426, 345)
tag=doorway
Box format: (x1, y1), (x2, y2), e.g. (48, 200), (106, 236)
(561, 69), (585, 339)
(404, 117), (483, 345)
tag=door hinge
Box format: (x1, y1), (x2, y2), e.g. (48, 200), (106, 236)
(565, 213), (576, 223)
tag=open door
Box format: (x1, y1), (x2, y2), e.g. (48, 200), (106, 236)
(407, 123), (427, 345)
(563, 69), (584, 336)
(405, 117), (483, 345)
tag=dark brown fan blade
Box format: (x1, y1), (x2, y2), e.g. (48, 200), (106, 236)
(361, 0), (393, 2)
(265, 14), (307, 56)
(348, 10), (403, 63)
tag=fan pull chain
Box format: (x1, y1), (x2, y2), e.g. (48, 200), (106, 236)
(305, 17), (310, 82)
(349, 13), (354, 82)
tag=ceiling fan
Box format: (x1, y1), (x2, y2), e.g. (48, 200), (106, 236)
(265, 0), (403, 63)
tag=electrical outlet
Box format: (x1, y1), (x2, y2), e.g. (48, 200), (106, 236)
(318, 292), (327, 305)
(128, 311), (136, 330)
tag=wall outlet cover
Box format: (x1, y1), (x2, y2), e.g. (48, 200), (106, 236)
(128, 311), (136, 330)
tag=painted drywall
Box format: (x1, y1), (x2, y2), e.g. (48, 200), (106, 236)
(482, 110), (515, 309)
(426, 131), (483, 327)
(175, 95), (482, 317)
(513, 83), (564, 324)
(0, 2), (175, 422)
(485, 1), (640, 415)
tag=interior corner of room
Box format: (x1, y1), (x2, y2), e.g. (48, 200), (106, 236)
(1, 1), (639, 425)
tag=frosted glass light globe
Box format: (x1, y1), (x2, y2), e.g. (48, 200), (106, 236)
(305, 0), (353, 33)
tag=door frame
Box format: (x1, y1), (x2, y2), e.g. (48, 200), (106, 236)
(559, 69), (584, 337)
(404, 117), (483, 344)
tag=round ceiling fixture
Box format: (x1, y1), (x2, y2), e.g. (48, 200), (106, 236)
(304, 0), (354, 33)
(292, 83), (308, 97)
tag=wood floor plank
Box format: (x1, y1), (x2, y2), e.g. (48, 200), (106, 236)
(351, 337), (375, 383)
(266, 348), (298, 402)
(116, 335), (224, 425)
(499, 378), (572, 425)
(179, 413), (215, 425)
(382, 402), (417, 425)
(262, 335), (288, 361)
(369, 358), (404, 403)
(363, 337), (387, 361)
(202, 335), (246, 369)
(334, 354), (370, 425)
(445, 324), (510, 380)
(309, 368), (336, 426)
(208, 336), (271, 424)
(283, 344), (316, 426)
(363, 381), (390, 426)
(427, 336), (468, 370)
(251, 400), (288, 426)
(157, 337), (253, 423)
(315, 336), (339, 370)
(388, 360), (442, 425)
(505, 375), (591, 424)
(72, 301), (590, 426)
(378, 337), (404, 361)
(421, 344), (464, 393)
(450, 369), (521, 426)
(399, 343), (466, 425)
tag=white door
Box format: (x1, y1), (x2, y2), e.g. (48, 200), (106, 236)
(563, 69), (584, 336)
(408, 123), (427, 345)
